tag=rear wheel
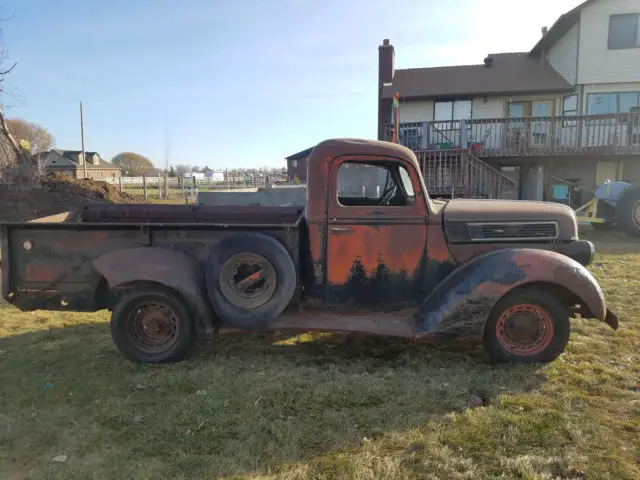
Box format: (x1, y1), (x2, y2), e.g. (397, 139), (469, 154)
(483, 288), (570, 363)
(616, 185), (640, 237)
(110, 287), (196, 363)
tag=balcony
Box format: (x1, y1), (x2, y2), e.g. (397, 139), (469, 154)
(384, 112), (640, 157)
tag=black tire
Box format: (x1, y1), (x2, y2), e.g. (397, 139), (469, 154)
(616, 185), (640, 237)
(205, 233), (296, 328)
(483, 288), (570, 364)
(110, 287), (196, 364)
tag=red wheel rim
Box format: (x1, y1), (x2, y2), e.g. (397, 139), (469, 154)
(495, 304), (554, 356)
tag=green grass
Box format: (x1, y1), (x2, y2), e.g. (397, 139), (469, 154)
(0, 230), (639, 479)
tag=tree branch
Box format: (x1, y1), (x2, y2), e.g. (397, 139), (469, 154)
(0, 105), (21, 156)
(0, 61), (16, 76)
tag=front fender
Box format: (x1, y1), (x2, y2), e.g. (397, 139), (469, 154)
(414, 248), (614, 340)
(94, 247), (216, 333)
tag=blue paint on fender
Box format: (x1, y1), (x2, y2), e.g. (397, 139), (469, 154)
(415, 250), (525, 339)
(414, 248), (610, 340)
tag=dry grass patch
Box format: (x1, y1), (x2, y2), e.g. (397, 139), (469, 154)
(0, 230), (638, 479)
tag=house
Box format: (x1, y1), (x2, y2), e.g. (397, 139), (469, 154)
(378, 0), (640, 201)
(285, 146), (314, 183)
(38, 150), (121, 179)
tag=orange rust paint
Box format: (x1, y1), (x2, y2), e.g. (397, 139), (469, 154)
(308, 223), (323, 267)
(24, 265), (58, 282)
(426, 224), (452, 263)
(326, 224), (425, 285)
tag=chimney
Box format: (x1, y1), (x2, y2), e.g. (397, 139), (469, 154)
(541, 26), (548, 37)
(379, 39), (394, 86)
(483, 55), (494, 67)
(378, 39), (395, 140)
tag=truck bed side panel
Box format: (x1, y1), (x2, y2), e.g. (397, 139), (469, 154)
(5, 226), (149, 310)
(3, 223), (300, 313)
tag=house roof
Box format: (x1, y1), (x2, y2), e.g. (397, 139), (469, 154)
(286, 146), (314, 160)
(530, 0), (595, 55)
(381, 53), (574, 100)
(41, 150), (121, 170)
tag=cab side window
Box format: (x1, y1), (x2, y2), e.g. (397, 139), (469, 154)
(337, 161), (415, 207)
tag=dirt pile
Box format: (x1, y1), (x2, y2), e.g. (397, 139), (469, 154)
(0, 173), (143, 223)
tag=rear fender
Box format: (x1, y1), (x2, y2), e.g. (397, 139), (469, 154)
(415, 248), (615, 340)
(94, 247), (216, 333)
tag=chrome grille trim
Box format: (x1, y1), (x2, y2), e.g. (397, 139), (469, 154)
(466, 221), (559, 242)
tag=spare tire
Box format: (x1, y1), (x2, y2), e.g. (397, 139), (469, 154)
(616, 185), (640, 237)
(205, 233), (296, 328)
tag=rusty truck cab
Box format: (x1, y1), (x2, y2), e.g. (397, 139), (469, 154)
(303, 139), (445, 310)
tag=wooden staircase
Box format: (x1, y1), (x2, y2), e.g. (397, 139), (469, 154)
(415, 149), (516, 199)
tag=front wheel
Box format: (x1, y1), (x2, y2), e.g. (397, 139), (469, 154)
(110, 287), (196, 364)
(483, 288), (570, 363)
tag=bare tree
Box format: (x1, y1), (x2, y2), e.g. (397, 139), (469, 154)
(0, 106), (39, 188)
(6, 118), (54, 153)
(0, 21), (41, 188)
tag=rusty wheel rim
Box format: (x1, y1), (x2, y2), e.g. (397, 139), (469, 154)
(495, 304), (554, 356)
(127, 302), (179, 354)
(220, 253), (277, 308)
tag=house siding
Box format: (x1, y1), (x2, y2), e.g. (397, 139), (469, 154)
(471, 94), (564, 118)
(548, 22), (579, 84)
(398, 94), (565, 124)
(578, 0), (640, 84)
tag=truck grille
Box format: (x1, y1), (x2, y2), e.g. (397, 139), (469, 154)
(467, 222), (558, 241)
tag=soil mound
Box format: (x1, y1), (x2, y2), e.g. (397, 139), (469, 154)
(0, 173), (143, 222)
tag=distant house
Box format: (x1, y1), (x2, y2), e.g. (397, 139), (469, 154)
(285, 146), (314, 182)
(38, 150), (121, 179)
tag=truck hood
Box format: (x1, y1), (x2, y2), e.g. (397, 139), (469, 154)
(443, 199), (578, 242)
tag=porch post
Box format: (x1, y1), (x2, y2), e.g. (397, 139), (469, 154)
(518, 164), (527, 200)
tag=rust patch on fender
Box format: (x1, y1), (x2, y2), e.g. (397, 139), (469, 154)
(94, 247), (216, 332)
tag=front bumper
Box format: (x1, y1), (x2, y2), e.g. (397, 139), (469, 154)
(562, 240), (595, 267)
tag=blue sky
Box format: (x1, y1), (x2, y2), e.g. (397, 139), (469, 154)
(1, 0), (581, 169)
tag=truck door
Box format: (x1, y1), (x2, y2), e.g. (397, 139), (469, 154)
(325, 155), (429, 309)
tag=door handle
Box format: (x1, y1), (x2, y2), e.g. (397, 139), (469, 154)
(331, 227), (352, 232)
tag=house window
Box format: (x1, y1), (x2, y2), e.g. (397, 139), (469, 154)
(292, 160), (298, 168)
(562, 94), (578, 116)
(433, 100), (472, 121)
(562, 94), (578, 126)
(337, 161), (414, 207)
(587, 92), (640, 114)
(608, 14), (640, 49)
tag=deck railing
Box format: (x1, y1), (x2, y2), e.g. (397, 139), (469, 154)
(416, 149), (516, 199)
(385, 112), (640, 156)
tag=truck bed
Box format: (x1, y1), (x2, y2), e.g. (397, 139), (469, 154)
(1, 204), (305, 312)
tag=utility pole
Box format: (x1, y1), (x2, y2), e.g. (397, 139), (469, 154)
(164, 113), (170, 199)
(80, 101), (87, 179)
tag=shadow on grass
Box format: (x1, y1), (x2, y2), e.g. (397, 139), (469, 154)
(580, 229), (640, 255)
(0, 319), (548, 479)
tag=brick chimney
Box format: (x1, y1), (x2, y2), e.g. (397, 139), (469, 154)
(377, 39), (395, 140)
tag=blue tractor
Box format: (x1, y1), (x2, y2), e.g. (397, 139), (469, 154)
(575, 180), (640, 236)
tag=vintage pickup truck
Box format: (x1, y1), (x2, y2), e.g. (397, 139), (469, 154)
(1, 139), (617, 364)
